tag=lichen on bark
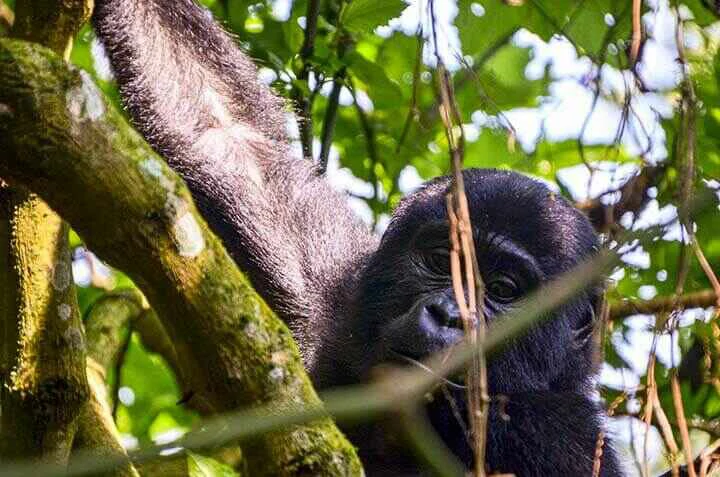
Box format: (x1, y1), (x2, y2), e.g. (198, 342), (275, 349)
(0, 38), (362, 476)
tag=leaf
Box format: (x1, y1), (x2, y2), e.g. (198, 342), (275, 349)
(464, 127), (528, 171)
(455, 44), (545, 112)
(188, 452), (240, 477)
(346, 51), (403, 109)
(456, 0), (633, 65)
(117, 335), (198, 443)
(680, 0), (720, 26)
(341, 0), (406, 34)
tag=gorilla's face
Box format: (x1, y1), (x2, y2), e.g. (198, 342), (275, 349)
(349, 169), (601, 462)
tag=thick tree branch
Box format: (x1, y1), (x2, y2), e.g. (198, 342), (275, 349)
(0, 192), (89, 466)
(12, 0), (90, 60)
(0, 0), (90, 467)
(0, 38), (361, 476)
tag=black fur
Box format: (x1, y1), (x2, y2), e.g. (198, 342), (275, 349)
(92, 1), (624, 475)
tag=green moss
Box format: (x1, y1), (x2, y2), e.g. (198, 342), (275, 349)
(0, 38), (363, 475)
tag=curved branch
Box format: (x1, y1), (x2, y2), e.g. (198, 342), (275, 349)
(73, 293), (142, 477)
(608, 289), (718, 321)
(0, 39), (362, 476)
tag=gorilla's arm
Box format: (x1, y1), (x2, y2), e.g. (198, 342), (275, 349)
(92, 0), (376, 363)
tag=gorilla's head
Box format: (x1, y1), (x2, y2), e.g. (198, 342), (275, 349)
(359, 168), (601, 388)
(327, 169), (603, 465)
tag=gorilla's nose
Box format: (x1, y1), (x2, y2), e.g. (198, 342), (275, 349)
(382, 294), (465, 360)
(425, 296), (462, 329)
(411, 295), (464, 352)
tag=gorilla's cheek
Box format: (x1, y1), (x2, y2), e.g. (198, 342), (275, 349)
(485, 314), (573, 393)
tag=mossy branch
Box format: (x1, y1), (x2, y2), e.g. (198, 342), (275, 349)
(73, 293), (142, 477)
(0, 38), (362, 476)
(11, 0), (91, 60)
(0, 0), (90, 466)
(0, 192), (89, 465)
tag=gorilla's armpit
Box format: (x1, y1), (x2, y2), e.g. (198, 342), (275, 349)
(93, 1), (624, 475)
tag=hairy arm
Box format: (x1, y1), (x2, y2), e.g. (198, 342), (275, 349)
(92, 0), (376, 368)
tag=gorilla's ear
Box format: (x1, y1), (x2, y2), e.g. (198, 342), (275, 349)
(572, 292), (603, 351)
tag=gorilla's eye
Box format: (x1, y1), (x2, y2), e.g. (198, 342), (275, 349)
(486, 274), (521, 302)
(425, 248), (450, 274)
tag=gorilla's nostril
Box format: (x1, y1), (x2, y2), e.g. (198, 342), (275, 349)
(426, 302), (461, 329)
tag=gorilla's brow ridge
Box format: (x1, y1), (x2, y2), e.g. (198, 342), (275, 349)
(480, 232), (543, 282)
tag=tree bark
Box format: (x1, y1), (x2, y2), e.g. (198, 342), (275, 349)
(0, 0), (91, 466)
(0, 39), (362, 476)
(0, 191), (88, 465)
(73, 292), (142, 477)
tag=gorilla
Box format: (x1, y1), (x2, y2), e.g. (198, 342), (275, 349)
(92, 0), (623, 475)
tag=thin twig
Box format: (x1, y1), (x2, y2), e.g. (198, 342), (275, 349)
(691, 238), (720, 303)
(631, 0), (643, 66)
(430, 1), (488, 474)
(593, 393), (627, 477)
(291, 0), (321, 161)
(396, 31), (423, 154)
(666, 12), (699, 477)
(643, 349), (660, 477)
(318, 67), (346, 173)
(672, 370), (698, 477)
(699, 438), (720, 477)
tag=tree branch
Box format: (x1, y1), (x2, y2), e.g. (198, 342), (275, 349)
(0, 191), (89, 466)
(0, 39), (362, 476)
(72, 292), (142, 477)
(11, 0), (90, 60)
(576, 165), (663, 233)
(608, 289), (718, 321)
(318, 68), (345, 173)
(290, 0), (320, 161)
(0, 0), (90, 467)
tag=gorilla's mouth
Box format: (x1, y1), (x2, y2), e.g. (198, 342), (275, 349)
(386, 349), (467, 391)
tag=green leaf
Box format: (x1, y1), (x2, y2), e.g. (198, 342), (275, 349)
(341, 0), (406, 34)
(455, 44), (545, 113)
(188, 452), (240, 477)
(116, 335), (198, 443)
(456, 0), (633, 65)
(680, 0), (720, 26)
(464, 127), (528, 171)
(346, 51), (404, 109)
